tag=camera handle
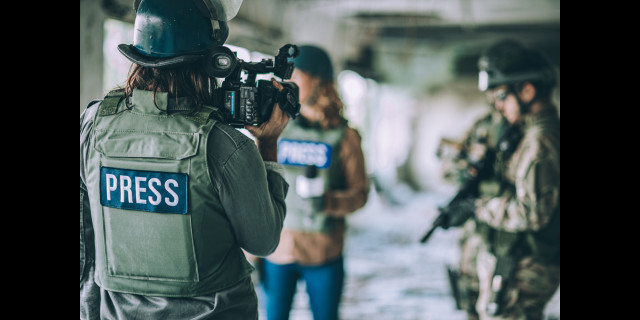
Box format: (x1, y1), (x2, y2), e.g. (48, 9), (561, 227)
(220, 44), (299, 88)
(219, 59), (272, 90)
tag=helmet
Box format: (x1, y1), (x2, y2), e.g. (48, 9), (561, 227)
(118, 0), (242, 68)
(292, 45), (334, 81)
(478, 39), (556, 92)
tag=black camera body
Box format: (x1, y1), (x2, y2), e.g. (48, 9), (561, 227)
(219, 79), (299, 127)
(207, 44), (301, 128)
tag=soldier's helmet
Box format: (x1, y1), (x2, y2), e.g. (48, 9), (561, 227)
(477, 39), (556, 92)
(118, 0), (243, 68)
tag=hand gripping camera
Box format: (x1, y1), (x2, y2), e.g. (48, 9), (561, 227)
(204, 44), (301, 128)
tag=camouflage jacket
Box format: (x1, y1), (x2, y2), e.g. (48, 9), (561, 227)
(475, 107), (560, 233)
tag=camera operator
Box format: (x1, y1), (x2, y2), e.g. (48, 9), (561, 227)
(262, 45), (369, 320)
(80, 1), (291, 319)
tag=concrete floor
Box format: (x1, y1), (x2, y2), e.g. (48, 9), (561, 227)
(256, 187), (560, 320)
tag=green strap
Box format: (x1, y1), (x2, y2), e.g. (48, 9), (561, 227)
(183, 105), (219, 124)
(98, 89), (220, 125)
(99, 90), (125, 116)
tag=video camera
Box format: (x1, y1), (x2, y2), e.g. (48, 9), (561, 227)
(204, 44), (301, 128)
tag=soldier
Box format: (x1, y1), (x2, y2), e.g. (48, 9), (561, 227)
(471, 40), (560, 320)
(80, 1), (292, 319)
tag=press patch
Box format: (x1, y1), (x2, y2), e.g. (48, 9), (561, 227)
(100, 167), (188, 214)
(278, 139), (332, 169)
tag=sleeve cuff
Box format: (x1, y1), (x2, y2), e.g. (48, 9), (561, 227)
(264, 161), (286, 180)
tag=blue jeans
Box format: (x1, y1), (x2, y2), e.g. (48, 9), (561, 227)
(263, 256), (344, 320)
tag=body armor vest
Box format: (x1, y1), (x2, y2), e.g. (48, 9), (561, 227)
(277, 119), (346, 233)
(85, 89), (252, 297)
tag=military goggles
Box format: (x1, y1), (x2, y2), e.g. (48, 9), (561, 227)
(494, 90), (509, 101)
(487, 87), (511, 102)
(485, 88), (509, 105)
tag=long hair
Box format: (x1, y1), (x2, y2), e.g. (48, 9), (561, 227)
(306, 78), (346, 129)
(123, 62), (216, 111)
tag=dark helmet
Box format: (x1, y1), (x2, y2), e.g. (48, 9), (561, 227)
(478, 39), (556, 92)
(118, 0), (242, 68)
(292, 45), (334, 81)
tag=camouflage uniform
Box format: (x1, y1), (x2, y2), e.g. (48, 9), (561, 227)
(438, 109), (508, 320)
(474, 107), (560, 320)
(439, 110), (506, 186)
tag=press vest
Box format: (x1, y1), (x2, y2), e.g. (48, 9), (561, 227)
(277, 119), (346, 233)
(85, 89), (253, 297)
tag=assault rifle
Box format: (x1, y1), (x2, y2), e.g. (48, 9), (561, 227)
(419, 148), (495, 244)
(419, 124), (523, 244)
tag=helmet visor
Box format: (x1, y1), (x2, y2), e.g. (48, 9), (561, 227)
(205, 0), (243, 21)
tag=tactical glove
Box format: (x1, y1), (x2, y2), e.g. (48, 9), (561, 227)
(438, 197), (476, 229)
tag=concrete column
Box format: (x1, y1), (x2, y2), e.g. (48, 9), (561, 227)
(80, 0), (106, 114)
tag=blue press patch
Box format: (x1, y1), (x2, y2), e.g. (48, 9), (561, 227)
(277, 139), (332, 169)
(100, 167), (188, 214)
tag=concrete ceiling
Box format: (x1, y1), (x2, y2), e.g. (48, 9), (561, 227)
(100, 0), (560, 83)
(102, 0), (560, 45)
(102, 0), (560, 24)
(256, 0), (561, 27)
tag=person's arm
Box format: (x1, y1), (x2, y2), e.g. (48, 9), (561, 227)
(475, 134), (559, 232)
(245, 79), (291, 162)
(80, 104), (101, 320)
(213, 138), (289, 257)
(80, 103), (98, 280)
(323, 127), (369, 217)
(215, 78), (291, 256)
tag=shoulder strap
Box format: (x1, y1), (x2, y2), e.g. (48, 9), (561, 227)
(81, 99), (103, 133)
(98, 89), (126, 116)
(97, 89), (221, 126)
(183, 104), (221, 125)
